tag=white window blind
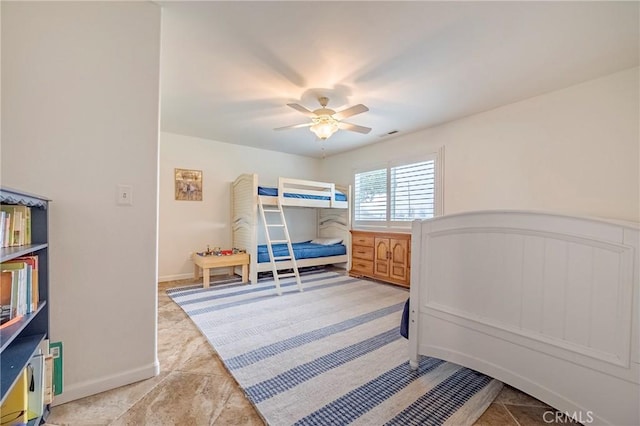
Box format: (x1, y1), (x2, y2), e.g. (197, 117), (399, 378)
(354, 168), (387, 221)
(354, 157), (437, 227)
(390, 160), (435, 220)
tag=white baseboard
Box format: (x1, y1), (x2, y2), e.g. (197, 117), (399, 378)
(158, 270), (228, 283)
(52, 360), (160, 405)
(158, 272), (194, 282)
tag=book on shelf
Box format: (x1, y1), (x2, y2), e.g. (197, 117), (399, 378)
(0, 211), (5, 249)
(1, 210), (10, 248)
(15, 255), (39, 312)
(50, 341), (63, 396)
(0, 205), (32, 248)
(43, 355), (54, 405)
(26, 354), (46, 420)
(36, 339), (54, 405)
(2, 262), (26, 321)
(1, 205), (21, 247)
(0, 353), (47, 425)
(0, 368), (28, 425)
(13, 208), (23, 247)
(0, 255), (39, 328)
(0, 270), (14, 326)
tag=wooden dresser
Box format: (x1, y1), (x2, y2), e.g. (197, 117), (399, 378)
(350, 230), (411, 288)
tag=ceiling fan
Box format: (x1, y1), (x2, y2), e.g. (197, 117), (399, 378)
(275, 96), (371, 140)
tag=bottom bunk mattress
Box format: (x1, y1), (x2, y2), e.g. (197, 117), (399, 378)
(257, 241), (346, 263)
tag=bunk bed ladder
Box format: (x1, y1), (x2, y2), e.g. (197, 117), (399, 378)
(258, 196), (303, 295)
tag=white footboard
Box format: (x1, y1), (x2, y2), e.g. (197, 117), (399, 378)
(409, 211), (639, 426)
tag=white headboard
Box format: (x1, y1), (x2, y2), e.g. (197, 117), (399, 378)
(409, 210), (639, 425)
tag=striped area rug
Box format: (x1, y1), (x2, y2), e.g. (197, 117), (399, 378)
(167, 270), (502, 425)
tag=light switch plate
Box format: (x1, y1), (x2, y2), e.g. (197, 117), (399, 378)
(117, 184), (133, 206)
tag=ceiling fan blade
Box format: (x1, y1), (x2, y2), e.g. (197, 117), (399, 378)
(274, 122), (313, 131)
(333, 104), (369, 120)
(287, 103), (316, 117)
(338, 122), (372, 134)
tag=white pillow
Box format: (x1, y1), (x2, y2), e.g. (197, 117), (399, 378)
(310, 237), (343, 245)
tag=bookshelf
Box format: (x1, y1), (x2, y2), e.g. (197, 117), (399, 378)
(0, 187), (50, 424)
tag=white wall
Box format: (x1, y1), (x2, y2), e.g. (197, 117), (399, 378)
(1, 2), (161, 404)
(159, 132), (321, 281)
(321, 67), (639, 224)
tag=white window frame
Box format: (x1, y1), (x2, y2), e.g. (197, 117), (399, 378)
(352, 150), (443, 230)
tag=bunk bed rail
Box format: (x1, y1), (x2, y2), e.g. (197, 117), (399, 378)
(278, 177), (336, 207)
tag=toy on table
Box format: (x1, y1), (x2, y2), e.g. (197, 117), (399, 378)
(198, 246), (244, 256)
(198, 245), (220, 256)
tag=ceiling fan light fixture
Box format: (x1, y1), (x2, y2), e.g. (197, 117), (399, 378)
(310, 115), (339, 140)
(277, 96), (371, 139)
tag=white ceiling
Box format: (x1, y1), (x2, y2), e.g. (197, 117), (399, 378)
(159, 1), (639, 158)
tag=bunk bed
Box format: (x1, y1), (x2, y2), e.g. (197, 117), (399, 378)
(232, 174), (351, 284)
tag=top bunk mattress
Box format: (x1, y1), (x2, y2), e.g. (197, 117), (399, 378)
(258, 186), (347, 202)
(257, 241), (347, 263)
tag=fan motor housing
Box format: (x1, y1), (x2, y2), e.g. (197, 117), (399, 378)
(313, 108), (336, 116)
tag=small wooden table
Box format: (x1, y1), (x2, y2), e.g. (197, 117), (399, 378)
(192, 252), (249, 288)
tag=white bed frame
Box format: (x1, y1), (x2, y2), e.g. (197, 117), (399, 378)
(409, 211), (639, 426)
(232, 173), (351, 284)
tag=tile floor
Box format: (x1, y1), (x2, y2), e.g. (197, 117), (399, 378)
(46, 273), (577, 426)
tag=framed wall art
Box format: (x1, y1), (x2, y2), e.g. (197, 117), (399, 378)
(174, 168), (203, 201)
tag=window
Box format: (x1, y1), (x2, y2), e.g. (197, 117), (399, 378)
(354, 168), (387, 221)
(354, 156), (438, 227)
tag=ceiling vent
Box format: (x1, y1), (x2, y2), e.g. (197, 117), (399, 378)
(379, 130), (399, 137)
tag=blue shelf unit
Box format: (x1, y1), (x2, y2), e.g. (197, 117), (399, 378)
(0, 187), (50, 424)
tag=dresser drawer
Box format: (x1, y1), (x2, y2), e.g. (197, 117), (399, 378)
(351, 259), (374, 275)
(352, 246), (374, 260)
(352, 235), (374, 246)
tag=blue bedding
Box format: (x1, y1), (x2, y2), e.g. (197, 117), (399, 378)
(257, 241), (347, 263)
(258, 186), (347, 202)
